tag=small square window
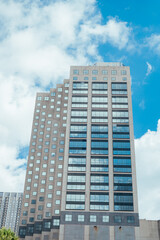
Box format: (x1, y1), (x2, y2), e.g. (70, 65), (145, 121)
(58, 88), (62, 92)
(114, 215), (122, 223)
(38, 205), (43, 210)
(65, 214), (72, 221)
(37, 215), (42, 220)
(111, 77), (116, 81)
(51, 152), (56, 157)
(56, 191), (61, 195)
(102, 70), (108, 75)
(44, 97), (49, 100)
(39, 197), (44, 201)
(59, 148), (64, 153)
(56, 200), (60, 205)
(73, 77), (78, 80)
(40, 188), (45, 193)
(57, 173), (62, 177)
(22, 220), (27, 225)
(48, 185), (53, 189)
(44, 222), (51, 229)
(48, 194), (52, 198)
(29, 217), (34, 222)
(121, 70), (127, 75)
(73, 70), (79, 75)
(127, 216), (135, 223)
(53, 219), (60, 226)
(90, 215), (96, 222)
(47, 203), (52, 208)
(55, 210), (60, 215)
(78, 215), (84, 222)
(92, 77), (97, 80)
(30, 208), (35, 213)
(46, 212), (51, 217)
(23, 211), (28, 216)
(51, 92), (56, 96)
(49, 177), (54, 181)
(102, 216), (109, 222)
(83, 70), (89, 75)
(123, 77), (127, 81)
(103, 77), (108, 81)
(92, 70), (98, 75)
(57, 182), (61, 186)
(84, 77), (88, 80)
(111, 70), (117, 75)
(65, 83), (69, 87)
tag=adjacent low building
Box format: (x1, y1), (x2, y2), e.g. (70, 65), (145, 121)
(135, 219), (160, 240)
(0, 192), (23, 235)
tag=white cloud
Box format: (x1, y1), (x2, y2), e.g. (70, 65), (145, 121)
(135, 120), (160, 220)
(146, 61), (152, 76)
(146, 34), (160, 55)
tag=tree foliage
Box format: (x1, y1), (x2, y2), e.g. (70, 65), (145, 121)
(0, 227), (19, 240)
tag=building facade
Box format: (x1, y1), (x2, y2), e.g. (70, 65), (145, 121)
(0, 192), (23, 235)
(19, 62), (139, 240)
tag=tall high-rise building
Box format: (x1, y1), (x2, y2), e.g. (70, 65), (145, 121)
(19, 62), (139, 240)
(0, 192), (23, 235)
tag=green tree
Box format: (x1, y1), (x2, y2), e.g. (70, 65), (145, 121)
(0, 227), (19, 240)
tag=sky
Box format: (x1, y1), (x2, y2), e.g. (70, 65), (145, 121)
(0, 0), (160, 220)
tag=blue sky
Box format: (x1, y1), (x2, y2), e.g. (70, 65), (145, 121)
(0, 0), (160, 220)
(97, 0), (160, 137)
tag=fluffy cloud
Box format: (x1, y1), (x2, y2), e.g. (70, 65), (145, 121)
(0, 0), (133, 86)
(146, 61), (152, 76)
(0, 0), (133, 193)
(135, 120), (160, 220)
(146, 34), (160, 55)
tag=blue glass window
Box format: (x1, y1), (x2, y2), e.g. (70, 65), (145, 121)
(113, 158), (131, 173)
(69, 140), (86, 154)
(112, 83), (127, 95)
(113, 141), (130, 155)
(91, 140), (108, 154)
(91, 157), (108, 172)
(114, 193), (133, 211)
(114, 174), (132, 191)
(91, 125), (108, 138)
(73, 82), (88, 89)
(90, 174), (109, 190)
(90, 193), (109, 210)
(70, 125), (87, 138)
(112, 83), (127, 90)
